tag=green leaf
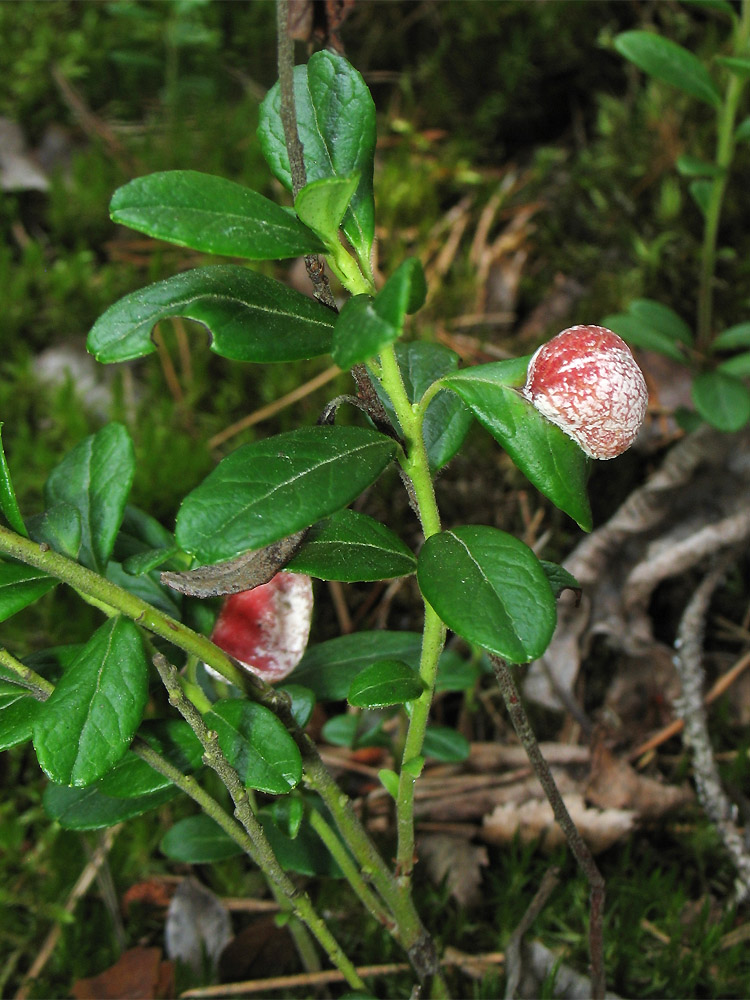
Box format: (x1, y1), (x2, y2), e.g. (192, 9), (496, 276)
(717, 352), (750, 377)
(97, 720), (203, 798)
(372, 343), (473, 472)
(294, 174), (360, 243)
(33, 617), (149, 786)
(105, 561), (181, 618)
(289, 630), (423, 700)
(626, 299), (694, 344)
(711, 322), (750, 351)
(422, 725), (470, 763)
(378, 768), (400, 799)
(347, 659), (424, 708)
(259, 811), (342, 876)
(44, 423), (135, 572)
(675, 154), (725, 178)
(110, 170), (326, 259)
(175, 426), (398, 564)
(735, 116), (750, 142)
(205, 699), (302, 794)
(269, 796), (304, 839)
(692, 371), (750, 431)
(161, 814), (244, 863)
(689, 179), (714, 215)
(417, 526), (557, 663)
(441, 360), (592, 531)
(26, 503), (82, 560)
(0, 681), (40, 750)
(0, 563), (57, 622)
(332, 259), (427, 368)
(87, 265), (336, 365)
(278, 684), (316, 728)
(122, 546), (181, 576)
(435, 650), (481, 693)
(601, 312), (687, 361)
(285, 508), (416, 582)
(614, 31), (721, 107)
(258, 50), (376, 269)
(540, 560), (581, 599)
(0, 424), (27, 536)
(715, 56), (750, 78)
(43, 781), (179, 830)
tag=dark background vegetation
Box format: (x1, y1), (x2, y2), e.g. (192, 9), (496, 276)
(2, 2), (750, 997)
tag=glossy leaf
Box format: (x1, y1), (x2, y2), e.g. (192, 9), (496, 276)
(259, 811), (342, 877)
(373, 342), (473, 472)
(332, 259), (426, 368)
(379, 768), (399, 799)
(692, 371), (750, 431)
(161, 814), (244, 863)
(614, 31), (721, 107)
(204, 699), (302, 794)
(97, 720), (203, 798)
(422, 725), (470, 763)
(347, 659), (424, 708)
(0, 681), (39, 750)
(290, 630), (423, 700)
(110, 170), (325, 259)
(540, 560), (582, 599)
(417, 526), (557, 663)
(88, 266), (336, 365)
(43, 781), (179, 830)
(26, 503), (82, 560)
(717, 352), (750, 377)
(711, 322), (750, 351)
(601, 311), (687, 361)
(106, 561), (181, 618)
(295, 174), (360, 243)
(258, 49), (376, 268)
(278, 684), (316, 728)
(286, 508), (416, 581)
(175, 426), (398, 564)
(44, 423), (135, 572)
(122, 546), (181, 576)
(441, 360), (592, 531)
(0, 563), (57, 622)
(0, 424), (27, 536)
(33, 617), (149, 786)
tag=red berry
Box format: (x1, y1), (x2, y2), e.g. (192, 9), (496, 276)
(522, 325), (648, 460)
(210, 573), (313, 683)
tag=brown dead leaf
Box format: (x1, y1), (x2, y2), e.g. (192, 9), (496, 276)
(587, 741), (692, 820)
(71, 946), (173, 1000)
(481, 794), (634, 855)
(418, 833), (488, 907)
(122, 877), (175, 915)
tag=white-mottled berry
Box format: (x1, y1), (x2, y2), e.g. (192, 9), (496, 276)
(522, 325), (648, 460)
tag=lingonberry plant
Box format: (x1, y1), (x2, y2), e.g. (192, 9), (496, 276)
(0, 8), (648, 997)
(605, 1), (750, 433)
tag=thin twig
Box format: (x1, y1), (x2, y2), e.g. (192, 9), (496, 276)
(15, 826), (123, 1000)
(504, 866), (561, 1000)
(673, 555), (750, 902)
(490, 655), (606, 1000)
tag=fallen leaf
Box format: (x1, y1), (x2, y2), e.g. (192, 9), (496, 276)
(418, 833), (488, 907)
(122, 877), (175, 915)
(71, 946), (173, 1000)
(587, 741), (692, 820)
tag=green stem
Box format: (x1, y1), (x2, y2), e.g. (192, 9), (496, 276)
(151, 653), (365, 992)
(0, 647), (54, 700)
(308, 808), (394, 929)
(696, 0), (750, 355)
(0, 525), (249, 692)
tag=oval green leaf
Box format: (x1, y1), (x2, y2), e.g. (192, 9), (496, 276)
(98, 719), (204, 798)
(614, 31), (721, 107)
(26, 503), (82, 560)
(43, 781), (179, 830)
(0, 681), (39, 750)
(258, 50), (376, 269)
(286, 508), (416, 581)
(295, 174), (360, 244)
(717, 353), (750, 377)
(692, 371), (750, 432)
(87, 265), (336, 365)
(110, 171), (326, 259)
(711, 322), (750, 352)
(347, 659), (424, 709)
(441, 361), (592, 531)
(417, 526), (557, 663)
(44, 423), (134, 572)
(0, 424), (27, 537)
(422, 725), (470, 763)
(289, 630), (423, 700)
(33, 617), (149, 787)
(161, 814), (244, 863)
(0, 562), (57, 622)
(175, 426), (398, 564)
(204, 699), (302, 794)
(601, 313), (686, 361)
